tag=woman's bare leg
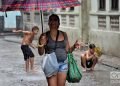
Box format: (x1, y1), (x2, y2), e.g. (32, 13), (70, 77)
(47, 75), (57, 86)
(57, 72), (67, 86)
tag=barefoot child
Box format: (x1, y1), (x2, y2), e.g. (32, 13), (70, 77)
(13, 26), (39, 72)
(81, 44), (98, 71)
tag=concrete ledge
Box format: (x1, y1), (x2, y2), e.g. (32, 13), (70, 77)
(4, 36), (38, 44)
(4, 36), (22, 44)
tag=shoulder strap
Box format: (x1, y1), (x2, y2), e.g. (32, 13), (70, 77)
(45, 31), (50, 37)
(54, 30), (59, 50)
(59, 31), (67, 40)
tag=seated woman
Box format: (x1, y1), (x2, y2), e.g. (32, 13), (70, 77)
(81, 44), (98, 71)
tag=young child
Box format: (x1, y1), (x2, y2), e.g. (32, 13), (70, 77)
(81, 44), (98, 71)
(13, 26), (39, 72)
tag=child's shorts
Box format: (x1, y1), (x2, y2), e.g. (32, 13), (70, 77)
(81, 58), (93, 68)
(21, 45), (34, 61)
(86, 59), (93, 68)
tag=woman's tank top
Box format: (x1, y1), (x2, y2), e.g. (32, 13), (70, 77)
(45, 30), (67, 62)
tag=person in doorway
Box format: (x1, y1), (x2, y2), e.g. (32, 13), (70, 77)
(81, 44), (98, 71)
(38, 14), (81, 86)
(13, 26), (39, 72)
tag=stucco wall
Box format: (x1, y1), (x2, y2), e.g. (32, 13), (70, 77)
(89, 30), (120, 57)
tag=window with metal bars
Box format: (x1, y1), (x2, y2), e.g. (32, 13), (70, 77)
(34, 12), (40, 24)
(99, 0), (106, 11)
(98, 16), (106, 30)
(61, 8), (66, 12)
(69, 7), (74, 11)
(61, 15), (67, 26)
(69, 15), (75, 27)
(26, 13), (30, 22)
(111, 0), (119, 11)
(110, 16), (119, 31)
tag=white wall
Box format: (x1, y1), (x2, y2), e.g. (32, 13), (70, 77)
(55, 4), (81, 45)
(89, 0), (120, 57)
(0, 0), (1, 8)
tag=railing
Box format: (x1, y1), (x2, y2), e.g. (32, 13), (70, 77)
(98, 16), (106, 30)
(110, 16), (119, 31)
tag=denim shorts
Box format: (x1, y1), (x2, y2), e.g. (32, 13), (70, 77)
(42, 52), (68, 77)
(58, 62), (68, 73)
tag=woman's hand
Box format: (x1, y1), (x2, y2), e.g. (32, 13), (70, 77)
(74, 40), (81, 49)
(38, 34), (47, 55)
(39, 34), (47, 47)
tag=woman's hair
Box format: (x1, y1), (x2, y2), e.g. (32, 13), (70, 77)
(89, 44), (96, 49)
(32, 26), (39, 31)
(48, 14), (60, 25)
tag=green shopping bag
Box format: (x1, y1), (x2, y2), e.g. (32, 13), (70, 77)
(67, 52), (82, 83)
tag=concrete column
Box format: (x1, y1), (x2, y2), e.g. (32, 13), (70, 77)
(119, 0), (120, 12)
(81, 0), (91, 43)
(106, 16), (110, 30)
(106, 0), (110, 12)
(78, 0), (82, 40)
(119, 16), (120, 31)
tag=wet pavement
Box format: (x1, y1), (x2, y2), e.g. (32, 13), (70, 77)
(0, 38), (120, 86)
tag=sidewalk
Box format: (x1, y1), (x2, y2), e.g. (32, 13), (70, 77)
(4, 36), (22, 44)
(4, 35), (38, 44)
(4, 36), (120, 70)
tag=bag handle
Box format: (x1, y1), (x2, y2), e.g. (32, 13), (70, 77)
(54, 30), (59, 50)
